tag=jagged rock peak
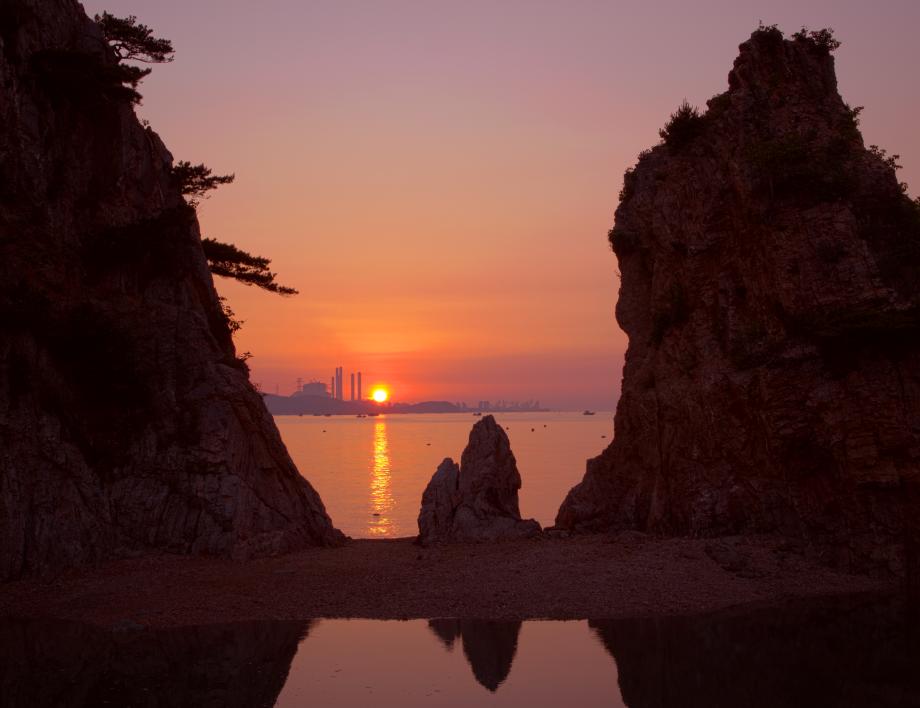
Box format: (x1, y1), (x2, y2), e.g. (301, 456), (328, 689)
(0, 0), (343, 580)
(556, 26), (920, 577)
(417, 415), (541, 544)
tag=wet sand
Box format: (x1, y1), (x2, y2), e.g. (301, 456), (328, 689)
(0, 534), (890, 628)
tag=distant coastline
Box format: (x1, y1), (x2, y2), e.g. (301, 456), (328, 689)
(262, 394), (550, 416)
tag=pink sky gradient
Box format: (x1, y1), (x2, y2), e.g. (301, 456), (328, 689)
(85, 0), (920, 408)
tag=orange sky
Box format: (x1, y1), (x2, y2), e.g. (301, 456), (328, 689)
(88, 0), (919, 408)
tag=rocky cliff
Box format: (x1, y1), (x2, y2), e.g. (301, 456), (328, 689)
(0, 0), (342, 580)
(557, 27), (920, 575)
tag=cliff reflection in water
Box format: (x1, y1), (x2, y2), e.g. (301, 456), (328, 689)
(368, 420), (396, 536)
(3, 595), (920, 707)
(0, 618), (310, 708)
(592, 594), (920, 708)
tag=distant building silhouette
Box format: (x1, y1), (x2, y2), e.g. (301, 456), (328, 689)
(334, 366), (343, 401)
(299, 381), (329, 397)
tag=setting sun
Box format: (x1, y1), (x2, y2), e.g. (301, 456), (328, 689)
(371, 388), (389, 403)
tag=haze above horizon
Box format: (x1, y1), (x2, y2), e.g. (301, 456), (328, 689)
(86, 0), (920, 409)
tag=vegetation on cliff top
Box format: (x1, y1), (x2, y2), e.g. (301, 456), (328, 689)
(654, 26), (842, 155)
(201, 239), (298, 296)
(171, 161), (236, 209)
(658, 101), (705, 152)
(93, 12), (175, 64)
(28, 13), (176, 107)
(622, 24), (919, 212)
(41, 12), (176, 106)
(168, 162), (299, 298)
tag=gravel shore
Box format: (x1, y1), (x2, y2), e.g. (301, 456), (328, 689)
(0, 534), (889, 628)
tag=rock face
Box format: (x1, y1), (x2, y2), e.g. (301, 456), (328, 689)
(556, 28), (920, 576)
(0, 0), (343, 580)
(418, 416), (540, 543)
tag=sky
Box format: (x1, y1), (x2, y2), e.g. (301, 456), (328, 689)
(85, 0), (920, 409)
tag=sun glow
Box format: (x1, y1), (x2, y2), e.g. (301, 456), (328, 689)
(372, 387), (389, 403)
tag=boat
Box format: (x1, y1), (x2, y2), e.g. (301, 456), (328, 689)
(583, 410), (596, 416)
(473, 412), (482, 416)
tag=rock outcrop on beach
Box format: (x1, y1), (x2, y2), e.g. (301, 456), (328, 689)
(417, 416), (541, 544)
(0, 0), (342, 581)
(556, 27), (920, 576)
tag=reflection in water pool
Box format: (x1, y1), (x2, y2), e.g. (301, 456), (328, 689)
(427, 619), (521, 692)
(3, 595), (918, 707)
(368, 420), (395, 537)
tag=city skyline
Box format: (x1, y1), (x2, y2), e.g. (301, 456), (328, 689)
(280, 367), (548, 410)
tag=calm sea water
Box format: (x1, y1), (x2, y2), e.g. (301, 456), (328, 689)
(276, 412), (614, 538)
(4, 596), (916, 706)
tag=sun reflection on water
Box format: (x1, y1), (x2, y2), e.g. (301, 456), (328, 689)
(369, 419), (396, 536)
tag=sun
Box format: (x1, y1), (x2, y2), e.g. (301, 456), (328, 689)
(371, 387), (389, 403)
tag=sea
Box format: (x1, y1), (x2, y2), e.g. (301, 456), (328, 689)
(276, 411), (614, 537)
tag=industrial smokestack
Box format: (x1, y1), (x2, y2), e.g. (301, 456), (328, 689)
(357, 371), (362, 401)
(350, 372), (355, 401)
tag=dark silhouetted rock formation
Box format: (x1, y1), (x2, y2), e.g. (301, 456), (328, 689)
(556, 27), (920, 576)
(418, 416), (541, 544)
(592, 595), (920, 708)
(427, 619), (521, 692)
(0, 618), (311, 707)
(0, 0), (342, 580)
(418, 458), (463, 541)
